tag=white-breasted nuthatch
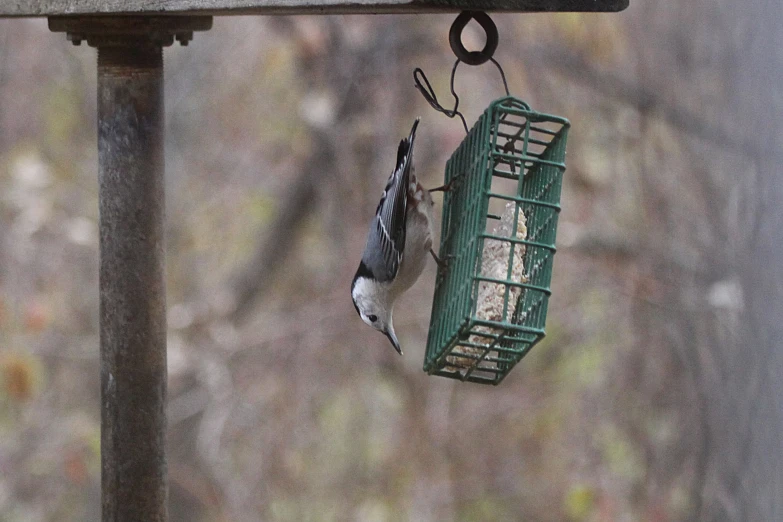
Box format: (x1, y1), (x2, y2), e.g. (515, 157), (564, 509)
(351, 118), (436, 355)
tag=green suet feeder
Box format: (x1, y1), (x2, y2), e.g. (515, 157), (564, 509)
(425, 96), (569, 384)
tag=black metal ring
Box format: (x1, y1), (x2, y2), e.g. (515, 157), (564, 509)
(449, 11), (499, 66)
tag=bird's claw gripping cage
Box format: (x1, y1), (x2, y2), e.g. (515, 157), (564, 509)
(424, 97), (569, 384)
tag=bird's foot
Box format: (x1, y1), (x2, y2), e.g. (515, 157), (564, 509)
(430, 249), (453, 275)
(429, 177), (460, 193)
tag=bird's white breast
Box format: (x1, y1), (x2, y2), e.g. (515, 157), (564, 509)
(392, 178), (434, 298)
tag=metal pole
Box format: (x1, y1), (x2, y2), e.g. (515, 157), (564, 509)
(98, 42), (167, 522)
(47, 17), (208, 520)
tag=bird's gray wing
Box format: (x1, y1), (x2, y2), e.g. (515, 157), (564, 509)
(361, 119), (419, 282)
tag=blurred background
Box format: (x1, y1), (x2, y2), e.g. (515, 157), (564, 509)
(1, 2), (782, 521)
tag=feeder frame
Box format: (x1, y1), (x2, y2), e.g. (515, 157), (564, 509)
(425, 96), (569, 384)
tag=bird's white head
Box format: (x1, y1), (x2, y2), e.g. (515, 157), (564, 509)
(351, 275), (401, 355)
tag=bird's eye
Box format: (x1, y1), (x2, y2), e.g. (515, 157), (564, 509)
(368, 314), (378, 323)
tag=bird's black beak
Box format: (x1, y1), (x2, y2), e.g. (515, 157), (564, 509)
(385, 328), (403, 355)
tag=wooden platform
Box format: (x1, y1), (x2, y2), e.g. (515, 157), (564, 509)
(1, 0), (629, 17)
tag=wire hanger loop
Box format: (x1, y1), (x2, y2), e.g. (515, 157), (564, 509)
(414, 60), (469, 134)
(413, 11), (510, 135)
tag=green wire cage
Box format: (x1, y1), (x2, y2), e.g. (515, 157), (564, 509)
(425, 96), (569, 384)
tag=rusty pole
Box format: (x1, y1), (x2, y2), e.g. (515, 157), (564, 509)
(97, 42), (168, 522)
(48, 17), (211, 522)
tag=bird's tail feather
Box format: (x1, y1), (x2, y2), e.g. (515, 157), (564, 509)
(395, 118), (420, 175)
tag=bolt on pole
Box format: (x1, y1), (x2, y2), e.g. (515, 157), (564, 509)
(49, 17), (212, 522)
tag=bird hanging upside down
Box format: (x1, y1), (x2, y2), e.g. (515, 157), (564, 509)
(351, 118), (438, 355)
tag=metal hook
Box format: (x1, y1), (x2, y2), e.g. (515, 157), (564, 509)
(413, 11), (511, 135)
(449, 11), (499, 66)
